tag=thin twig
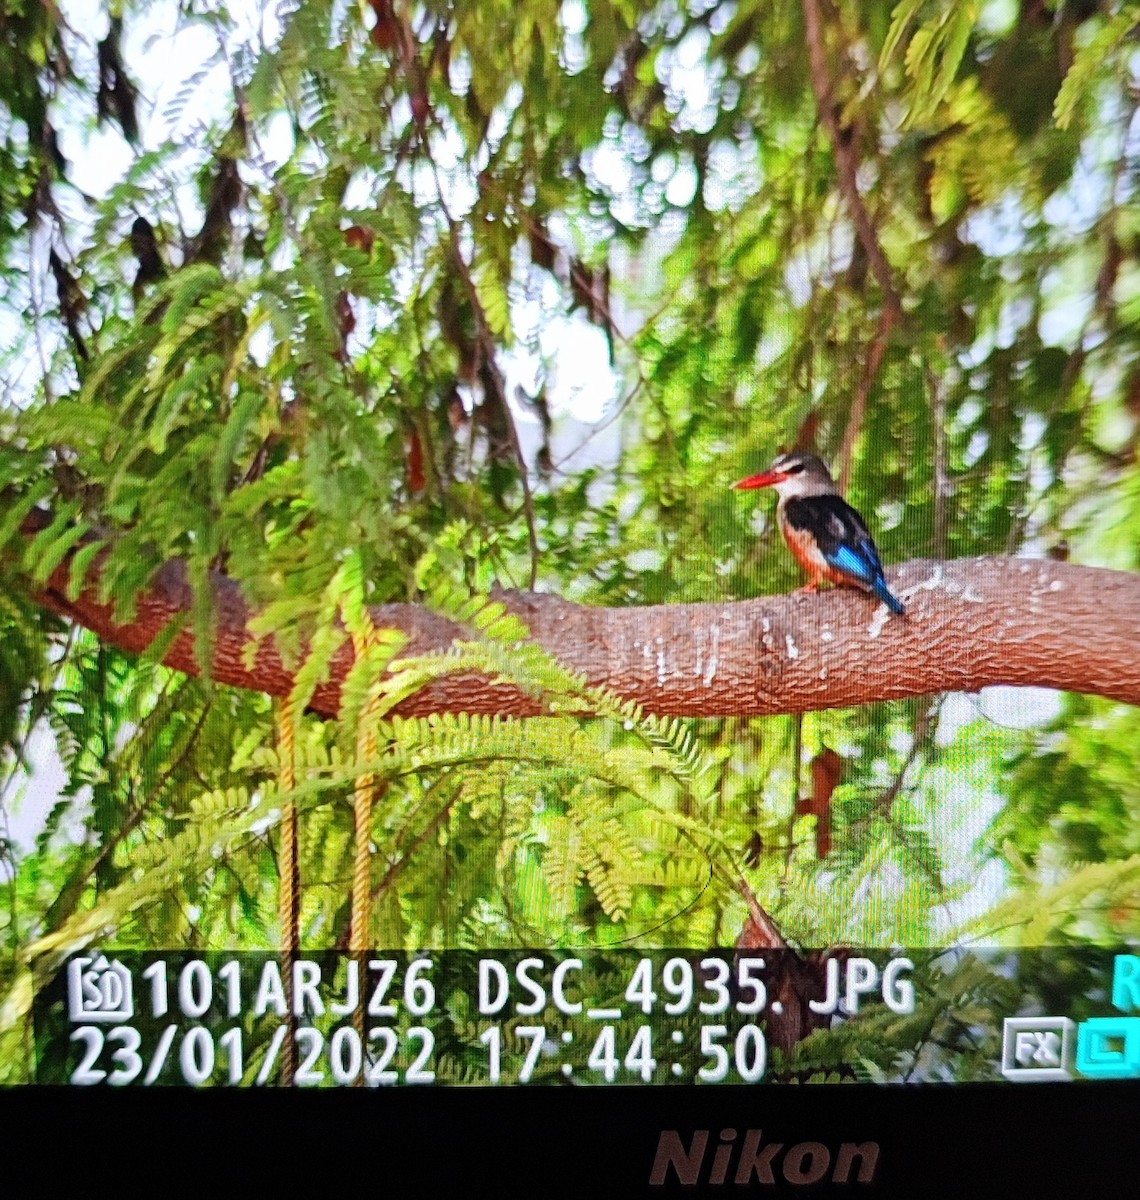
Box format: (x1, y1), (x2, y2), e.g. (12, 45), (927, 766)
(428, 161), (541, 588)
(801, 0), (901, 319)
(802, 0), (901, 491)
(928, 365), (950, 558)
(738, 875), (790, 949)
(42, 689), (213, 931)
(837, 308), (896, 492)
(1006, 96), (1139, 553)
(873, 696), (952, 906)
(371, 784), (459, 905)
(782, 713), (803, 886)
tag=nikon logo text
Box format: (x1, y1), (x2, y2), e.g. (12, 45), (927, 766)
(649, 1128), (879, 1187)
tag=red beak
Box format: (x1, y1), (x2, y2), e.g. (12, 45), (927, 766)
(731, 469), (786, 490)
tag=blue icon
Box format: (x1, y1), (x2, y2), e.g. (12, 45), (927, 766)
(1076, 1017), (1140, 1079)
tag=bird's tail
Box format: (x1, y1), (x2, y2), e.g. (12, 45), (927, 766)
(873, 577), (906, 616)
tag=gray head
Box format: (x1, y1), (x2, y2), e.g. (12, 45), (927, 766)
(732, 452), (839, 500)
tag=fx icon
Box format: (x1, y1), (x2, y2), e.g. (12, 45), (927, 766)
(1001, 1017), (1074, 1081)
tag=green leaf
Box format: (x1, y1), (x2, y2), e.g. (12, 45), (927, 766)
(1054, 7), (1140, 130)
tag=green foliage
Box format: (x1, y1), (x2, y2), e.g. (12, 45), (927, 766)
(1053, 3), (1140, 130)
(0, 0), (1138, 1084)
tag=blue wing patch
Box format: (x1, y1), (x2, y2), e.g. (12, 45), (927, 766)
(830, 544), (876, 584)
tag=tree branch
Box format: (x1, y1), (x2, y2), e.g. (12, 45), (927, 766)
(22, 544), (1140, 717)
(801, 0), (901, 321)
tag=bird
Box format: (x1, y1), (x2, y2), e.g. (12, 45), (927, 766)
(732, 452), (905, 615)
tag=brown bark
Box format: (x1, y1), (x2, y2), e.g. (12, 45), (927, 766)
(26, 551), (1140, 717)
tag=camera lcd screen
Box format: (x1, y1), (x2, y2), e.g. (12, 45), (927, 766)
(1, 0), (1136, 1191)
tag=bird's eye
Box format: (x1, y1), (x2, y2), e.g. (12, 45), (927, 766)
(785, 463), (804, 474)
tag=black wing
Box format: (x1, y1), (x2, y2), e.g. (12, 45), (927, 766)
(784, 494), (884, 586)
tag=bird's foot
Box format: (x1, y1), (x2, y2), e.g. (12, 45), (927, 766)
(793, 582), (822, 594)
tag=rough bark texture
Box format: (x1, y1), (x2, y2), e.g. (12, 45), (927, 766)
(26, 550), (1140, 717)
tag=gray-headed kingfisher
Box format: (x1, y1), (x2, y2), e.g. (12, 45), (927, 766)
(733, 452), (905, 615)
